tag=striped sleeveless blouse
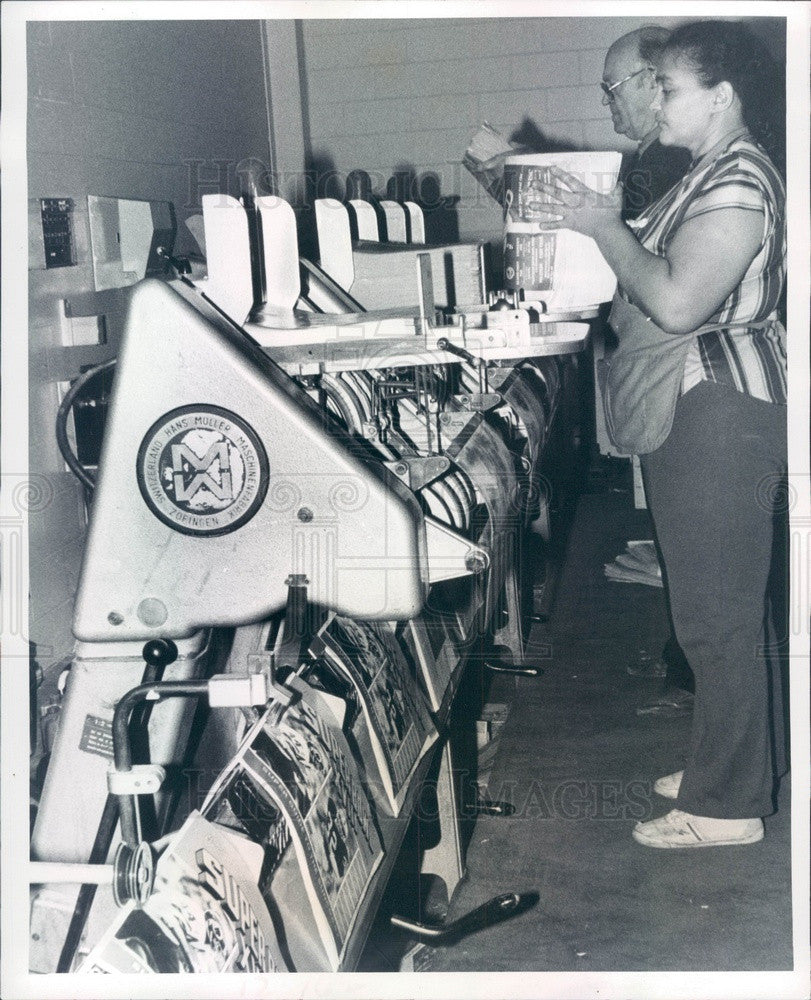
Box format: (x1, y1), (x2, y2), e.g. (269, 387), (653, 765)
(633, 130), (787, 404)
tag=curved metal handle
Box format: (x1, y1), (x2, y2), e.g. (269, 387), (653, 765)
(484, 660), (542, 678)
(391, 890), (536, 943)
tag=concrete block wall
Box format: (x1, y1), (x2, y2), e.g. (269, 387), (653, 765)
(298, 16), (681, 245)
(26, 20), (271, 667)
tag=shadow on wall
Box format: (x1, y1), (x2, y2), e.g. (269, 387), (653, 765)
(509, 117), (588, 155)
(404, 169), (460, 245)
(300, 154), (461, 252)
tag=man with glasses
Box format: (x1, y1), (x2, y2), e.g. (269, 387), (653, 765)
(602, 26), (691, 220)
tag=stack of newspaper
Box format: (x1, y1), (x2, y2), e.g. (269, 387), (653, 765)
(463, 123), (622, 310)
(501, 150), (621, 309)
(309, 616), (437, 816)
(604, 540), (663, 588)
(78, 811), (288, 973)
(462, 122), (514, 204)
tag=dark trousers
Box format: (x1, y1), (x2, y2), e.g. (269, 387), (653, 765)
(662, 630), (694, 693)
(641, 382), (788, 818)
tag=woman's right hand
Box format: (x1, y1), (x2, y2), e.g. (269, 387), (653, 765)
(531, 166), (624, 240)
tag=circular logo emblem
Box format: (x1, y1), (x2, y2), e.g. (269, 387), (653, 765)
(137, 405), (268, 536)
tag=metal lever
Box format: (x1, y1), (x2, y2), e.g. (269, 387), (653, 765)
(484, 660), (542, 678)
(390, 891), (536, 944)
(474, 798), (516, 817)
(276, 574), (310, 672)
(155, 245), (191, 275)
(436, 337), (477, 366)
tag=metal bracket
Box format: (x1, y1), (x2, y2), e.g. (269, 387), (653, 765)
(452, 392), (502, 412)
(246, 652), (295, 706)
(107, 763), (166, 796)
(276, 575), (310, 672)
(485, 366), (514, 390)
(361, 420), (381, 441)
(425, 516), (489, 584)
(384, 455), (451, 492)
(438, 408), (479, 441)
(416, 252), (436, 337)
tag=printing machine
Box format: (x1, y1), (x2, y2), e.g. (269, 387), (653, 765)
(28, 185), (595, 973)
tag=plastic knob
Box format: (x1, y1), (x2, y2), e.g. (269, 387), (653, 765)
(141, 639), (179, 668)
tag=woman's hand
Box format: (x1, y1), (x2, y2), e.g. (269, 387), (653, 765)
(525, 167), (765, 337)
(533, 166), (623, 239)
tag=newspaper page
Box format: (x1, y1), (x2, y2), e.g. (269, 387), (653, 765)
(202, 763), (292, 895)
(399, 615), (458, 713)
(462, 122), (514, 205)
(502, 151), (622, 310)
(77, 812), (287, 974)
(604, 540), (663, 588)
(207, 676), (384, 970)
(311, 616), (438, 815)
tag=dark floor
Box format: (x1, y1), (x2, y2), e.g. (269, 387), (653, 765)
(361, 480), (794, 973)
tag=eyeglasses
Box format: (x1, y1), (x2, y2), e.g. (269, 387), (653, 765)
(600, 66), (653, 101)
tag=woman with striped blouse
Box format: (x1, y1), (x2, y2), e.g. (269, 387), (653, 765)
(537, 20), (787, 848)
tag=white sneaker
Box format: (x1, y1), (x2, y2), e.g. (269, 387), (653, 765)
(633, 809), (764, 849)
(653, 770), (683, 799)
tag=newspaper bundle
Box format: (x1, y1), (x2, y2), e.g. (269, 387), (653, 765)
(502, 151), (622, 310)
(464, 123), (622, 311)
(211, 676), (383, 969)
(77, 812), (287, 973)
(310, 616), (437, 815)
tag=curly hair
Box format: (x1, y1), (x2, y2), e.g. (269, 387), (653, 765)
(664, 20), (785, 174)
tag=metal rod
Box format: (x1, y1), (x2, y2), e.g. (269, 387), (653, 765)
(436, 337), (476, 366)
(55, 650), (179, 972)
(112, 680), (210, 846)
(29, 862), (114, 885)
(55, 793), (120, 972)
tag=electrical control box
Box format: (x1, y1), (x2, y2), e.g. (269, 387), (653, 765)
(40, 198), (76, 269)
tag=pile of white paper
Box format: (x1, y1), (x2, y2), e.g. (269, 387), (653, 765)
(502, 151), (622, 310)
(604, 539), (663, 588)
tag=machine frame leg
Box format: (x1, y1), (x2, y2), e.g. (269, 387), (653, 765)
(492, 534), (525, 662)
(419, 740), (465, 902)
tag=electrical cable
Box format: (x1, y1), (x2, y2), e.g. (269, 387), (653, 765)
(55, 358), (117, 491)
